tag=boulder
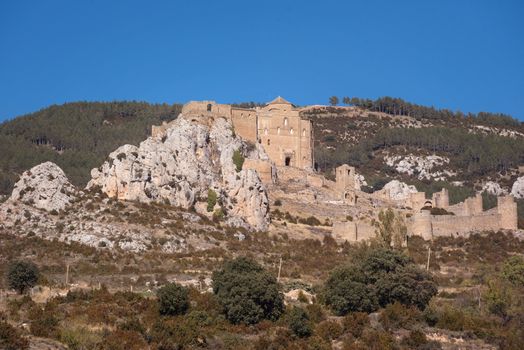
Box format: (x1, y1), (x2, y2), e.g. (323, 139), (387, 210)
(482, 181), (507, 196)
(88, 116), (269, 230)
(10, 162), (76, 212)
(383, 180), (418, 201)
(511, 176), (524, 199)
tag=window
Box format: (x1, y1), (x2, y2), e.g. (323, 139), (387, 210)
(277, 127), (280, 135)
(285, 157), (291, 166)
(264, 128), (268, 135)
(284, 118), (288, 126)
(267, 139), (270, 146)
(302, 129), (306, 136)
(207, 104), (212, 112)
(290, 128), (294, 135)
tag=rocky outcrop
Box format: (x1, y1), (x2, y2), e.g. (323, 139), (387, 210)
(482, 181), (507, 196)
(10, 162), (76, 212)
(511, 176), (524, 199)
(383, 180), (418, 201)
(385, 154), (455, 181)
(88, 116), (269, 230)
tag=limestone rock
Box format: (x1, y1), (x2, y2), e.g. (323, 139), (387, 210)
(383, 180), (418, 201)
(511, 176), (524, 199)
(10, 162), (76, 212)
(87, 116), (269, 230)
(482, 181), (507, 196)
(385, 154), (455, 181)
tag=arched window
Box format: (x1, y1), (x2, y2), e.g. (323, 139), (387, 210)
(284, 118), (288, 126)
(264, 128), (268, 135)
(290, 128), (294, 135)
(302, 129), (306, 136)
(277, 127), (281, 135)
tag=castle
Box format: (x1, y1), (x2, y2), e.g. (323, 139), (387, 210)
(152, 99), (518, 242)
(152, 97), (314, 171)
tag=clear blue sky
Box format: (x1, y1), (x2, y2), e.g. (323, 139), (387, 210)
(1, 0), (523, 121)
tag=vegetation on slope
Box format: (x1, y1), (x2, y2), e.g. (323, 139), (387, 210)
(337, 96), (522, 128)
(0, 101), (182, 194)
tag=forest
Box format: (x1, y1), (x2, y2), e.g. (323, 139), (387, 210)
(335, 96), (522, 128)
(0, 102), (181, 195)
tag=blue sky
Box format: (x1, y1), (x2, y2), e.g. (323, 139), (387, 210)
(1, 0), (523, 121)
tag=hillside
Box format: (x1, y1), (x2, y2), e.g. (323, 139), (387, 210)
(304, 98), (524, 193)
(0, 101), (182, 195)
(1, 98), (524, 349)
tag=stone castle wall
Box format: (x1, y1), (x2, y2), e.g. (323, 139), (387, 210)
(332, 220), (376, 242)
(153, 98), (314, 171)
(408, 195), (517, 239)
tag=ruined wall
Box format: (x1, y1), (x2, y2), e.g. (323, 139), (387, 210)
(243, 159), (275, 185)
(498, 195), (518, 230)
(231, 108), (258, 143)
(408, 192), (427, 211)
(182, 101), (232, 117)
(409, 195), (518, 239)
(432, 188), (449, 209)
(332, 220), (376, 242)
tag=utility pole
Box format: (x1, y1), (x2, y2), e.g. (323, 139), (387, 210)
(277, 256), (283, 283)
(426, 247), (431, 271)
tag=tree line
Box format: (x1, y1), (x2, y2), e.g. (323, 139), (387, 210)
(328, 96), (522, 128)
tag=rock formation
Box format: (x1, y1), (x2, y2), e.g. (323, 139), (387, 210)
(10, 161), (76, 212)
(511, 176), (524, 199)
(88, 116), (270, 230)
(383, 180), (418, 201)
(482, 181), (507, 196)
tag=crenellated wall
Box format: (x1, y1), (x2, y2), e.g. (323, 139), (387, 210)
(408, 195), (518, 239)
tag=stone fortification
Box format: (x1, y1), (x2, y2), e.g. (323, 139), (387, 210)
(89, 115), (270, 230)
(152, 97), (314, 172)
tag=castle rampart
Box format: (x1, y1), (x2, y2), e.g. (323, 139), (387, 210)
(152, 97), (314, 171)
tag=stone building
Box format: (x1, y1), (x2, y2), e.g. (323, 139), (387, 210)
(335, 164), (359, 205)
(152, 97), (314, 171)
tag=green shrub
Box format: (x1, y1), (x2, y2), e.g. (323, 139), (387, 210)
(288, 307), (312, 338)
(6, 261), (39, 294)
(157, 282), (189, 316)
(299, 216), (322, 226)
(502, 255), (524, 287)
(232, 149), (244, 173)
(323, 266), (378, 315)
(324, 248), (437, 315)
(212, 257), (284, 325)
(207, 189), (217, 212)
(0, 320), (29, 350)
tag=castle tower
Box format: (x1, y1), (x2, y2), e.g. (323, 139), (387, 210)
(497, 195), (518, 230)
(432, 188), (449, 209)
(409, 211), (432, 240)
